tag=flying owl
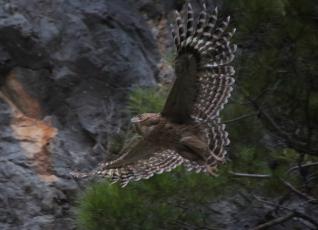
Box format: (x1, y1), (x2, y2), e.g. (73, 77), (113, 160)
(72, 2), (237, 187)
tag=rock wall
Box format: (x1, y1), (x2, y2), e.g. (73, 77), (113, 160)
(0, 0), (160, 229)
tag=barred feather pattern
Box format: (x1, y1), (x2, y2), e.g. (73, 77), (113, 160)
(206, 118), (229, 162)
(194, 3), (207, 37)
(172, 3), (236, 121)
(72, 149), (184, 187)
(192, 69), (235, 121)
(186, 3), (194, 37)
(182, 118), (229, 174)
(173, 3), (237, 121)
(71, 118), (230, 185)
(172, 3), (234, 171)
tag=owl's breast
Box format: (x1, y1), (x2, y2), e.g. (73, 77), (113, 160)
(145, 120), (209, 150)
(145, 122), (179, 147)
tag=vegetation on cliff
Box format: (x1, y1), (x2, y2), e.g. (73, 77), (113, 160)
(77, 0), (318, 229)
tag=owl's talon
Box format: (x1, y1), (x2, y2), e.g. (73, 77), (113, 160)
(206, 165), (218, 176)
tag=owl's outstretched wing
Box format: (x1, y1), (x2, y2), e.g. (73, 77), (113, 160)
(161, 3), (236, 124)
(71, 2), (237, 185)
(72, 136), (184, 187)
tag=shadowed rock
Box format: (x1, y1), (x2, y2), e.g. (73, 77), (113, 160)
(0, 0), (160, 229)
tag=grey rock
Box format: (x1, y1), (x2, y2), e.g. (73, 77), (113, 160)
(0, 0), (160, 229)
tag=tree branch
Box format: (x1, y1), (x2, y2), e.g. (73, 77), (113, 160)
(279, 178), (317, 203)
(224, 112), (258, 124)
(253, 195), (318, 228)
(238, 85), (318, 156)
(287, 162), (318, 174)
(252, 213), (295, 230)
(229, 171), (271, 178)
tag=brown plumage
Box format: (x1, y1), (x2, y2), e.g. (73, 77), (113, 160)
(71, 2), (237, 187)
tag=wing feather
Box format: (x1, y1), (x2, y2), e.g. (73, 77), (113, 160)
(71, 120), (230, 185)
(102, 149), (184, 187)
(71, 2), (236, 186)
(71, 137), (184, 187)
(182, 118), (229, 174)
(161, 3), (236, 123)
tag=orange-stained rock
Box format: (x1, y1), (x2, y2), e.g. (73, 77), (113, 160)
(2, 71), (43, 119)
(0, 71), (58, 183)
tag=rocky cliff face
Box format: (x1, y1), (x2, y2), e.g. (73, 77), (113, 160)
(0, 0), (160, 229)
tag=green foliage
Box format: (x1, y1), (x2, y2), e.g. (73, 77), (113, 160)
(162, 49), (176, 67)
(77, 86), (296, 229)
(108, 86), (169, 155)
(226, 0), (318, 132)
(128, 86), (168, 115)
(77, 166), (233, 230)
(76, 0), (318, 228)
(108, 133), (127, 155)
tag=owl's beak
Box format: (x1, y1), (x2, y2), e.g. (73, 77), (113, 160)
(130, 117), (139, 123)
(131, 115), (145, 123)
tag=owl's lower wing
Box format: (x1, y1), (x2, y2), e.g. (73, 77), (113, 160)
(72, 137), (184, 187)
(71, 120), (230, 185)
(101, 149), (183, 187)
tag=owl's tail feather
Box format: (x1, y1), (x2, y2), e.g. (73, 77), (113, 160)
(206, 118), (229, 163)
(172, 2), (237, 69)
(182, 118), (229, 174)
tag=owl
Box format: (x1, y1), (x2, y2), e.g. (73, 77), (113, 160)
(72, 2), (237, 187)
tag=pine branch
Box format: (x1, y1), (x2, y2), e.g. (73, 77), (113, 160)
(252, 213), (295, 230)
(229, 171), (271, 178)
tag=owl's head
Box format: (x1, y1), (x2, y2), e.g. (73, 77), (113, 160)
(131, 113), (161, 136)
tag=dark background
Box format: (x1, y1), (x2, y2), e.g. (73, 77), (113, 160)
(0, 0), (317, 229)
